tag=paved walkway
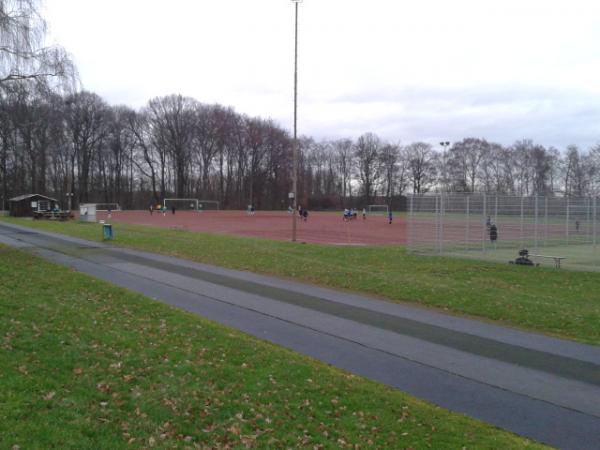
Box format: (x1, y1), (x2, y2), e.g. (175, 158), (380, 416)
(1, 221), (599, 449)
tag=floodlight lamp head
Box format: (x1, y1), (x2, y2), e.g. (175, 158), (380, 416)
(291, 0), (303, 3)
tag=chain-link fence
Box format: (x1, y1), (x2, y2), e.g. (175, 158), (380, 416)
(407, 194), (600, 271)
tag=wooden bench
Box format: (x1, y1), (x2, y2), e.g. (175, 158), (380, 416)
(33, 211), (71, 221)
(531, 254), (566, 269)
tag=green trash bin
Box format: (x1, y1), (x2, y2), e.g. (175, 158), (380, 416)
(102, 223), (113, 240)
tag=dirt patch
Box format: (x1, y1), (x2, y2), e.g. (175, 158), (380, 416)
(95, 210), (406, 246)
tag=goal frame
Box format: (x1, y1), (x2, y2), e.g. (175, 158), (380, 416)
(163, 198), (199, 211)
(198, 200), (220, 211)
(367, 204), (389, 214)
(93, 203), (121, 212)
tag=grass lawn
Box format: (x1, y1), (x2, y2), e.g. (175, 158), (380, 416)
(0, 245), (546, 449)
(3, 217), (600, 345)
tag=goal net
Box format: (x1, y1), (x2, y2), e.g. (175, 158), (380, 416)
(163, 198), (199, 211)
(368, 204), (389, 215)
(94, 203), (121, 211)
(198, 200), (220, 211)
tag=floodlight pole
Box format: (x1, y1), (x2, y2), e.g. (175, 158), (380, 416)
(291, 0), (302, 242)
(440, 141), (450, 192)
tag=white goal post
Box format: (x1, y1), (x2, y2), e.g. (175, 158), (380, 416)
(93, 203), (121, 211)
(367, 204), (389, 215)
(198, 200), (220, 211)
(163, 198), (200, 211)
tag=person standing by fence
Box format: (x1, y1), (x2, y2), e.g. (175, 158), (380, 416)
(490, 223), (498, 244)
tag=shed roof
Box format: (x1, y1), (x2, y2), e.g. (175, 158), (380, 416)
(9, 194), (58, 202)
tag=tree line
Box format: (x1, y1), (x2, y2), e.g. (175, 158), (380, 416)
(1, 1), (599, 211)
(2, 85), (599, 211)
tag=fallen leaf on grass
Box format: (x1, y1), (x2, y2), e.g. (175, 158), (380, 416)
(96, 383), (111, 393)
(227, 425), (241, 435)
(203, 424), (217, 433)
(240, 434), (257, 448)
(43, 391), (56, 401)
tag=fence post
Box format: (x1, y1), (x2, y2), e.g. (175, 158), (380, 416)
(494, 194), (498, 224)
(439, 193), (444, 255)
(466, 195), (470, 252)
(593, 197), (598, 271)
(544, 196), (548, 248)
(520, 196), (524, 248)
(482, 193), (487, 254)
(534, 195), (539, 255)
(435, 195), (439, 254)
(566, 197), (570, 245)
(588, 197), (592, 243)
(408, 195), (413, 252)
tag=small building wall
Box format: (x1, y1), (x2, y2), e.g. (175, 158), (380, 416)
(9, 195), (59, 217)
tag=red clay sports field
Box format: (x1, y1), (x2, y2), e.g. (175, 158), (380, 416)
(94, 210), (407, 246)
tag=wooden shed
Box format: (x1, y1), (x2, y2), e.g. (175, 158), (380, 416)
(9, 194), (59, 217)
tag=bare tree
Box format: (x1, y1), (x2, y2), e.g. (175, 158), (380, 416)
(146, 95), (196, 198)
(126, 110), (160, 202)
(99, 105), (137, 206)
(407, 142), (437, 194)
(244, 116), (268, 207)
(379, 142), (401, 201)
(530, 144), (552, 195)
(395, 146), (411, 196)
(354, 132), (381, 204)
(0, 0), (76, 87)
(63, 91), (109, 203)
(588, 144), (600, 196)
(480, 143), (512, 194)
(563, 145), (595, 197)
(211, 105), (238, 207)
(263, 123), (290, 209)
(447, 138), (489, 192)
(332, 138), (354, 204)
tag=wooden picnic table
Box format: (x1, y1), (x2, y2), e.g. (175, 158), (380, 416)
(531, 254), (566, 269)
(33, 211), (72, 221)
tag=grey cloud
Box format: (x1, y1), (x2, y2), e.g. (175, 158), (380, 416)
(307, 85), (600, 149)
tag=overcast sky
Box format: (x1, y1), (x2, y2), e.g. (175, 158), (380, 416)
(43, 0), (600, 150)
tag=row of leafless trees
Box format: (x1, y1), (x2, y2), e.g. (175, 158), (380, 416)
(300, 135), (600, 206)
(0, 86), (293, 209)
(2, 85), (600, 210)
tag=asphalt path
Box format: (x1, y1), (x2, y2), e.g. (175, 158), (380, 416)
(1, 221), (600, 449)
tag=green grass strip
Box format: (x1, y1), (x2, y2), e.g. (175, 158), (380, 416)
(0, 245), (546, 449)
(3, 217), (600, 345)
